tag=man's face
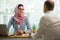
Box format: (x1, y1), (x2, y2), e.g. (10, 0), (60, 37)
(18, 6), (24, 14)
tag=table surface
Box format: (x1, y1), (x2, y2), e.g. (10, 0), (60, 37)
(0, 34), (31, 38)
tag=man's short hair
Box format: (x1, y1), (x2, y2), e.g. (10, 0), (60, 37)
(44, 1), (54, 11)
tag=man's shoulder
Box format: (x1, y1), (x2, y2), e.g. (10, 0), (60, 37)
(41, 15), (50, 20)
(41, 15), (48, 18)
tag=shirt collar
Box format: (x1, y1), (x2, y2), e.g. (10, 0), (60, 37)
(46, 11), (54, 14)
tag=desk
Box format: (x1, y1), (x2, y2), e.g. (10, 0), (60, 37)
(0, 34), (32, 40)
(0, 34), (31, 38)
(0, 38), (32, 40)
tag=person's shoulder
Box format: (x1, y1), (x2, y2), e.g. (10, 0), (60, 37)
(11, 16), (14, 18)
(24, 16), (29, 22)
(10, 16), (14, 20)
(41, 15), (50, 21)
(41, 15), (47, 19)
(25, 16), (28, 19)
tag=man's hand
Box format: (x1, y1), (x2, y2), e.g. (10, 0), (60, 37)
(29, 31), (33, 36)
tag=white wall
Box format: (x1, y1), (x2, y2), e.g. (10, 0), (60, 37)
(0, 0), (46, 27)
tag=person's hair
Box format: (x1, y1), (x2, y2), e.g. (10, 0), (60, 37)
(44, 1), (54, 11)
(17, 4), (24, 8)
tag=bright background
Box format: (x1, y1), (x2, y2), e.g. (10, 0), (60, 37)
(0, 0), (60, 35)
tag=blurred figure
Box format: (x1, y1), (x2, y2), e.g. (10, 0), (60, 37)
(7, 4), (31, 35)
(31, 0), (60, 40)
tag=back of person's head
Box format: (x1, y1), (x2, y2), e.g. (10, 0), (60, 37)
(44, 0), (54, 11)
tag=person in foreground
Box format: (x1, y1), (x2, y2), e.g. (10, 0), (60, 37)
(31, 0), (60, 40)
(7, 4), (31, 35)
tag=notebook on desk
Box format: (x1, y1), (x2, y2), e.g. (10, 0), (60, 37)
(0, 24), (8, 36)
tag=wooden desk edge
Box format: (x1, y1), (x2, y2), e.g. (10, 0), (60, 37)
(0, 36), (31, 38)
